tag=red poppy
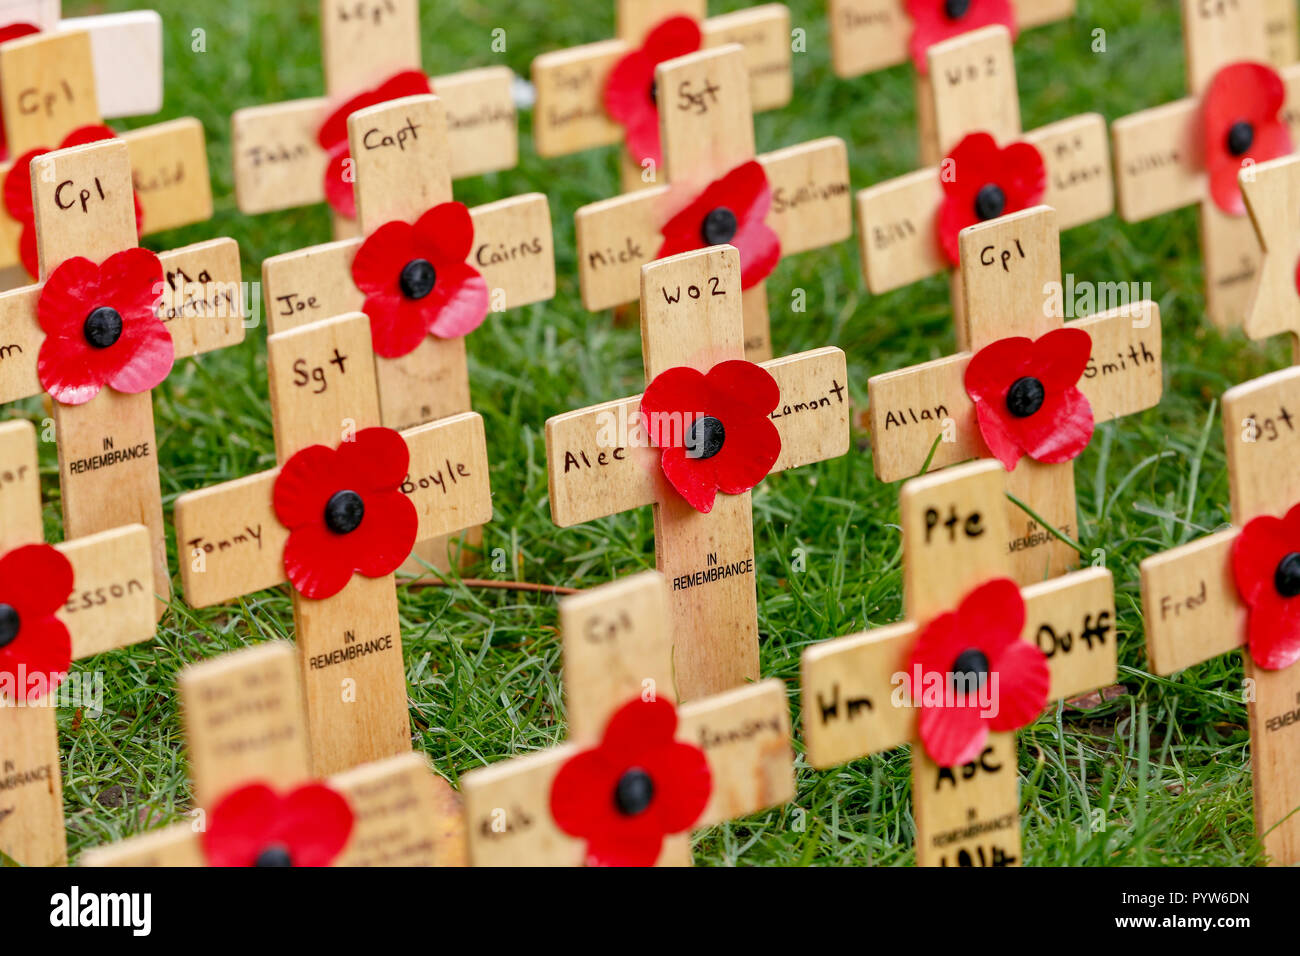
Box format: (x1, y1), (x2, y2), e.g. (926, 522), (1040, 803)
(3, 125), (145, 279)
(657, 161), (780, 290)
(907, 578), (1048, 767)
(203, 782), (354, 867)
(639, 360), (782, 514)
(937, 132), (1045, 266)
(350, 202), (489, 357)
(964, 328), (1094, 471)
(272, 427), (417, 600)
(906, 0), (1016, 74)
(0, 544), (73, 703)
(1231, 504), (1300, 671)
(1203, 62), (1292, 217)
(36, 247), (171, 406)
(0, 22), (40, 162)
(604, 15), (702, 170)
(318, 69), (432, 220)
(550, 697), (711, 867)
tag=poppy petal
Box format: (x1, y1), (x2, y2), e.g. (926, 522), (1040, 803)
(270, 783), (355, 866)
(423, 264), (490, 339)
(906, 0), (1017, 73)
(272, 444), (339, 529)
(0, 615), (71, 701)
(986, 638), (1050, 731)
(0, 544), (75, 618)
(917, 694), (989, 767)
(283, 522), (357, 600)
(203, 784), (281, 867)
(1247, 592), (1300, 671)
(660, 445), (719, 513)
(413, 202), (475, 264)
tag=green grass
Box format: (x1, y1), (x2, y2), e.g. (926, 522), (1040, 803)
(30, 0), (1290, 866)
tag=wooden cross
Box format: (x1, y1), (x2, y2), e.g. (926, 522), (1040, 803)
(261, 93), (553, 573)
(858, 25), (1113, 349)
(1242, 153), (1300, 359)
(802, 458), (1118, 867)
(531, 0), (793, 192)
(828, 0), (1075, 163)
(0, 138), (244, 609)
(1112, 0), (1300, 329)
(462, 570), (794, 866)
(172, 310), (493, 775)
(0, 418), (156, 867)
(231, 0), (518, 238)
(1140, 365), (1300, 865)
(546, 244), (849, 701)
(0, 23), (215, 279)
(574, 44), (852, 361)
(867, 206), (1163, 583)
(80, 641), (466, 866)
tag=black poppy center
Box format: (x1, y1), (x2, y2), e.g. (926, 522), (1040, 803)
(974, 183), (1007, 221)
(700, 206), (739, 246)
(1227, 121), (1255, 157)
(0, 603), (19, 650)
(686, 415), (726, 460)
(648, 79), (658, 105)
(951, 648), (990, 693)
(1275, 552), (1300, 599)
(1005, 376), (1046, 418)
(399, 258), (437, 300)
(324, 490), (365, 535)
(613, 767), (655, 817)
(83, 306), (124, 349)
(945, 0), (972, 18)
(254, 843), (294, 867)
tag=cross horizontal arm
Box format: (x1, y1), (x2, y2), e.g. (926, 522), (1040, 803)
(0, 237), (245, 405)
(575, 138), (850, 311)
(1140, 529), (1243, 675)
(56, 524), (156, 660)
(57, 11), (163, 117)
(545, 346), (848, 526)
(230, 67), (518, 215)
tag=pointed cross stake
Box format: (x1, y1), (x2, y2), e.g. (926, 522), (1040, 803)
(867, 207), (1163, 583)
(1140, 365), (1300, 865)
(0, 26), (215, 278)
(857, 25), (1113, 349)
(462, 570), (794, 866)
(1112, 0), (1300, 329)
(828, 0), (1075, 162)
(802, 459), (1118, 867)
(173, 311), (493, 775)
(261, 94), (553, 572)
(231, 0), (518, 237)
(531, 0), (793, 192)
(0, 419), (156, 867)
(1242, 153), (1300, 360)
(546, 245), (849, 700)
(574, 44), (851, 361)
(0, 138), (245, 610)
(80, 642), (466, 866)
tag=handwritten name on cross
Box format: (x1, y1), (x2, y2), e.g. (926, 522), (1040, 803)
(803, 459), (1118, 867)
(867, 206), (1162, 583)
(532, 0), (793, 192)
(0, 419), (155, 867)
(858, 25), (1112, 349)
(546, 245), (849, 701)
(462, 571), (794, 866)
(231, 0), (518, 238)
(81, 642), (466, 866)
(1140, 365), (1300, 865)
(0, 138), (244, 610)
(574, 44), (851, 362)
(173, 311), (492, 775)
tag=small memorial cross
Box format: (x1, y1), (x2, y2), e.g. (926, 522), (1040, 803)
(462, 570), (794, 866)
(866, 206), (1162, 583)
(231, 0), (518, 238)
(0, 138), (245, 609)
(172, 310), (492, 775)
(1112, 0), (1300, 328)
(1140, 365), (1300, 865)
(802, 458), (1118, 867)
(531, 0), (793, 192)
(546, 244), (849, 700)
(857, 24), (1112, 348)
(81, 641), (467, 866)
(0, 418), (156, 867)
(573, 44), (852, 361)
